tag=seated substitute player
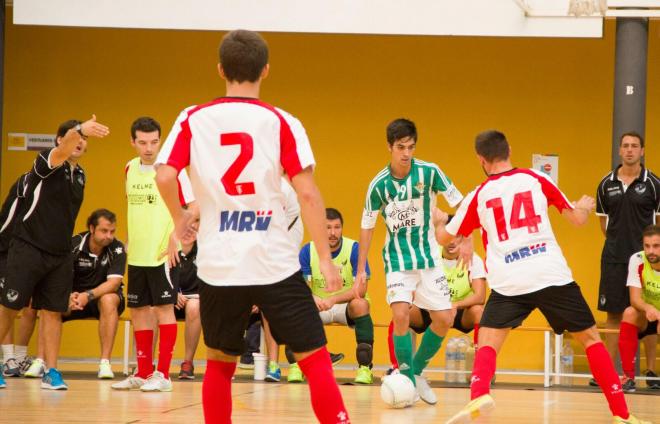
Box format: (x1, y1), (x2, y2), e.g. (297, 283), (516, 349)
(618, 224), (660, 392)
(174, 240), (201, 380)
(24, 209), (126, 379)
(355, 118), (465, 405)
(293, 207), (375, 384)
(155, 29), (350, 423)
(438, 130), (650, 424)
(387, 226), (487, 372)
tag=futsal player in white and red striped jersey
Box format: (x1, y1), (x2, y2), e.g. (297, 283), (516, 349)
(438, 130), (649, 424)
(155, 30), (349, 424)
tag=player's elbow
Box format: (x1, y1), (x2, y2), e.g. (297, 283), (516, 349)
(155, 166), (176, 188)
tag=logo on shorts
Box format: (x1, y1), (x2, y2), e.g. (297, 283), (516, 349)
(6, 289), (18, 303)
(504, 243), (547, 264)
(599, 294), (606, 306)
(219, 210), (272, 232)
(0, 277), (4, 288)
(435, 276), (450, 296)
(161, 291), (171, 298)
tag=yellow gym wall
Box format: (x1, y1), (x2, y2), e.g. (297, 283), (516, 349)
(2, 9), (659, 371)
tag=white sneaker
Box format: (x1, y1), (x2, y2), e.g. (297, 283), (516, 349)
(111, 374), (146, 390)
(140, 371), (172, 392)
(98, 360), (114, 379)
(23, 358), (45, 378)
(415, 374), (437, 405)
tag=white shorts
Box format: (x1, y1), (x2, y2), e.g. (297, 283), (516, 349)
(319, 303), (351, 326)
(385, 266), (452, 311)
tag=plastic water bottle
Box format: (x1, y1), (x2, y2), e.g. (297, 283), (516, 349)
(456, 338), (468, 383)
(560, 341), (574, 386)
(445, 338), (457, 383)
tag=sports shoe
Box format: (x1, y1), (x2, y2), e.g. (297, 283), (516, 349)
(354, 365), (373, 384)
(265, 361), (281, 382)
(414, 374), (437, 405)
(111, 374), (146, 390)
(330, 352), (344, 367)
(178, 360), (195, 380)
(3, 358), (21, 377)
(287, 363), (304, 383)
(589, 377), (599, 387)
(41, 368), (68, 390)
(445, 394), (495, 424)
(0, 373), (6, 388)
(24, 358), (45, 378)
(644, 370), (660, 390)
(238, 354), (255, 370)
(612, 414), (652, 424)
(98, 359), (114, 379)
(19, 357), (33, 376)
(621, 376), (636, 393)
(140, 371), (172, 392)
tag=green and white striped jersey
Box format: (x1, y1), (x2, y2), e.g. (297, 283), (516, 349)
(361, 158), (462, 273)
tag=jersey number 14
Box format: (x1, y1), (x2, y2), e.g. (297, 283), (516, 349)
(485, 191), (541, 242)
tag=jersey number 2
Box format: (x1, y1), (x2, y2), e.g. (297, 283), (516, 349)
(485, 191), (541, 242)
(220, 133), (255, 196)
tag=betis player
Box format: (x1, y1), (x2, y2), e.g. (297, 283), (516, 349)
(618, 224), (660, 392)
(355, 118), (464, 405)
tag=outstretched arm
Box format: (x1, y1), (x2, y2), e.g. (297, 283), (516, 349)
(562, 195), (595, 227)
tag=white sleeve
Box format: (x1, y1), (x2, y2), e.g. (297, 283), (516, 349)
(177, 168), (195, 205)
(442, 184), (463, 209)
(468, 254), (487, 280)
(626, 252), (644, 288)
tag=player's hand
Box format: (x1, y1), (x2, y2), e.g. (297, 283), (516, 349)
(319, 258), (342, 293)
(458, 237), (474, 268)
(352, 271), (367, 299)
(573, 195), (596, 213)
(432, 207), (449, 227)
(251, 305), (260, 314)
(175, 293), (187, 310)
(312, 295), (325, 311)
(646, 307), (660, 322)
(79, 114), (110, 138)
(165, 232), (181, 268)
(174, 209), (198, 245)
(69, 292), (79, 310)
(319, 297), (336, 311)
(74, 292), (90, 310)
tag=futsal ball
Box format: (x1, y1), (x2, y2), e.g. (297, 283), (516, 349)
(380, 373), (416, 408)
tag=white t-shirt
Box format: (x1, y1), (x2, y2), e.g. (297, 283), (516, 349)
(626, 251), (660, 288)
(282, 177), (303, 247)
(446, 168), (574, 296)
(156, 98), (314, 286)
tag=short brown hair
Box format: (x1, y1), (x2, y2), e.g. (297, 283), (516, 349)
(131, 116), (161, 140)
(642, 224), (660, 239)
(219, 30), (269, 83)
(475, 130), (510, 162)
(619, 131), (644, 148)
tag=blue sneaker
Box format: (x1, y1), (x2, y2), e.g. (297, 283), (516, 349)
(265, 361), (281, 382)
(0, 372), (6, 388)
(41, 368), (68, 390)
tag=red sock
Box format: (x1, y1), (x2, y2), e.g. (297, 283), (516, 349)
(470, 345), (496, 400)
(618, 322), (639, 380)
(135, 329), (154, 379)
(387, 321), (399, 369)
(473, 323), (480, 348)
(586, 342), (629, 419)
(203, 360), (235, 424)
(298, 346), (350, 424)
(157, 323), (177, 379)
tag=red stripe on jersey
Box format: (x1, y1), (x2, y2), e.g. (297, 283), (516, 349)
(638, 263), (644, 287)
(174, 96), (305, 179)
(455, 185), (487, 238)
(481, 229), (489, 273)
(512, 169), (572, 212)
(166, 118), (192, 172)
(177, 181), (185, 206)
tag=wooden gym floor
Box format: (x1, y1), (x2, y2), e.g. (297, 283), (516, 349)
(0, 367), (658, 424)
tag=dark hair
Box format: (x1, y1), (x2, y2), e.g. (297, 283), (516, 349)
(386, 118), (417, 146)
(642, 224), (660, 239)
(620, 131), (644, 148)
(130, 116), (161, 140)
(55, 119), (82, 145)
(326, 208), (343, 225)
(219, 30), (269, 83)
(475, 130), (510, 162)
(87, 208), (116, 229)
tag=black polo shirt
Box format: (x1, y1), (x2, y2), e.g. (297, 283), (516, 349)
(0, 173), (28, 254)
(178, 243), (198, 295)
(14, 148), (85, 255)
(596, 165), (660, 263)
(71, 231), (126, 292)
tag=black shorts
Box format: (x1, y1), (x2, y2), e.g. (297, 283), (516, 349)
(127, 264), (179, 308)
(598, 261), (630, 313)
(62, 291), (125, 322)
(480, 282), (596, 334)
(174, 294), (199, 321)
(0, 251), (7, 280)
(0, 238), (72, 313)
(638, 321), (659, 339)
(411, 308), (474, 334)
(199, 271), (326, 356)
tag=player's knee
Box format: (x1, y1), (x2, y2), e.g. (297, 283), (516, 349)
(572, 326), (601, 347)
(98, 294), (119, 313)
(186, 300), (200, 318)
(470, 304), (484, 321)
(349, 298), (369, 316)
(431, 310), (453, 328)
(621, 306), (640, 324)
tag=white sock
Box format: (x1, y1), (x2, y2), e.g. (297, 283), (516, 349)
(100, 358), (110, 365)
(14, 345), (27, 363)
(1, 344), (14, 363)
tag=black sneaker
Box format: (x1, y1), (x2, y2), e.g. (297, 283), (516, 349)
(238, 354), (255, 370)
(330, 352), (344, 367)
(621, 377), (636, 393)
(645, 370), (660, 390)
(588, 377), (599, 387)
(3, 358), (21, 377)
